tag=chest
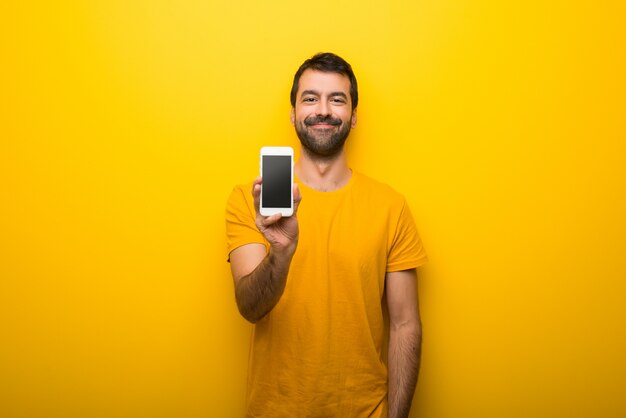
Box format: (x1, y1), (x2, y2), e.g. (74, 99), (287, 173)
(291, 192), (393, 297)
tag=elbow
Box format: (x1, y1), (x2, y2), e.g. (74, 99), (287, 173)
(235, 293), (265, 324)
(390, 317), (422, 337)
(236, 298), (258, 324)
(238, 306), (262, 324)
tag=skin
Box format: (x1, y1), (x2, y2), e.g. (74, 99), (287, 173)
(229, 69), (422, 418)
(386, 268), (422, 418)
(229, 178), (301, 323)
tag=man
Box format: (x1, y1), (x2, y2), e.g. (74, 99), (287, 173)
(225, 53), (427, 418)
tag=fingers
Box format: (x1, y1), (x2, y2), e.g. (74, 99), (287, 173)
(260, 213), (282, 226)
(252, 176), (262, 214)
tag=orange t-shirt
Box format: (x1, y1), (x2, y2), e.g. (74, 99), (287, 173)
(225, 171), (427, 417)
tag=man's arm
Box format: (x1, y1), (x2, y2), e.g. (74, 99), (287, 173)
(228, 177), (301, 323)
(229, 243), (294, 323)
(386, 268), (422, 418)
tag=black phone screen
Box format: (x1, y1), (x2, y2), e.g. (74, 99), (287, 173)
(262, 155), (291, 208)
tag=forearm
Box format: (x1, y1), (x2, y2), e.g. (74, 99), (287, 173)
(388, 320), (422, 418)
(234, 249), (293, 323)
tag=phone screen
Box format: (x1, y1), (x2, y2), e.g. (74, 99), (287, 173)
(262, 155), (291, 208)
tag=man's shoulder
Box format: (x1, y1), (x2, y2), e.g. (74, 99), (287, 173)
(229, 180), (254, 198)
(231, 180), (254, 194)
(226, 181), (255, 211)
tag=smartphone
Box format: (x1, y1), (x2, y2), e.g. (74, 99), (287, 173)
(260, 146), (294, 217)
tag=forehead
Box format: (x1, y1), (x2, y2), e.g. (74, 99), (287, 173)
(297, 69), (351, 97)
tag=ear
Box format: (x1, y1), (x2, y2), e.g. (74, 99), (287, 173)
(351, 109), (357, 128)
(290, 108), (295, 125)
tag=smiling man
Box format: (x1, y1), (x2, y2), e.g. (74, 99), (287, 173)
(291, 69), (355, 158)
(225, 53), (428, 418)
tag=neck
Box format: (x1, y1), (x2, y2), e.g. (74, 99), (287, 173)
(295, 148), (352, 192)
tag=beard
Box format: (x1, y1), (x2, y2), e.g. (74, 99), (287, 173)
(295, 115), (352, 159)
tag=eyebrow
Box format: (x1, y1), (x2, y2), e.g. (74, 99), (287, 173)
(300, 90), (348, 99)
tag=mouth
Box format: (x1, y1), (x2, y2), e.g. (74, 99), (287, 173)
(309, 123), (336, 129)
(304, 116), (342, 128)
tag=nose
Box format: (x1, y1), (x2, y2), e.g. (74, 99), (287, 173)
(316, 100), (331, 117)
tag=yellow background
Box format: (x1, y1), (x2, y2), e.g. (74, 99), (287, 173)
(2, 1), (625, 417)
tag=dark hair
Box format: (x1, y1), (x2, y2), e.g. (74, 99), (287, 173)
(290, 52), (359, 109)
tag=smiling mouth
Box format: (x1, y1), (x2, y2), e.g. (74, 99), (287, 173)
(304, 116), (342, 127)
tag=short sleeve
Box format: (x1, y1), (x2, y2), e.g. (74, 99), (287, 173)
(225, 184), (269, 262)
(386, 199), (428, 272)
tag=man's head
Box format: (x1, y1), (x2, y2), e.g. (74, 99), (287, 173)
(290, 53), (359, 159)
(290, 52), (358, 110)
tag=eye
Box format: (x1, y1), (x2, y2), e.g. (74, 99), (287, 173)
(302, 97), (316, 103)
(331, 97), (346, 104)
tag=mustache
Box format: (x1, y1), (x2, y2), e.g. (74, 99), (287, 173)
(304, 116), (342, 126)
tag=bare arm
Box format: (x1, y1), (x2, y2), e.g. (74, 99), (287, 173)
(229, 177), (301, 323)
(230, 244), (294, 323)
(386, 268), (422, 418)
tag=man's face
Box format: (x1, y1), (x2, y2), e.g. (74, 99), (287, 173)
(291, 69), (357, 158)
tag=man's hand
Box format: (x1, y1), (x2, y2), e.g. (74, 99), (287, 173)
(228, 177), (302, 323)
(252, 176), (302, 256)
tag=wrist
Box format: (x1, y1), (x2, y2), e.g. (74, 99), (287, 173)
(269, 244), (296, 263)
